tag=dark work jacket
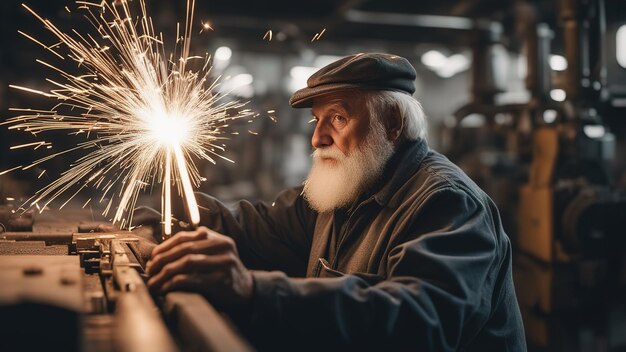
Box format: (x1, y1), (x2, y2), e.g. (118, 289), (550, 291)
(195, 139), (526, 351)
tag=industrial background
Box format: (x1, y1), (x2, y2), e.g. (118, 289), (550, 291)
(1, 0), (625, 351)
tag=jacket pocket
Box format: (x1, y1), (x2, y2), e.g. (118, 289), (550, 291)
(315, 258), (345, 278)
(314, 258), (387, 284)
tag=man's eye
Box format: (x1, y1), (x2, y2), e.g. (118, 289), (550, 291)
(332, 115), (346, 125)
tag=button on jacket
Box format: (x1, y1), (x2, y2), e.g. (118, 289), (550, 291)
(195, 139), (526, 351)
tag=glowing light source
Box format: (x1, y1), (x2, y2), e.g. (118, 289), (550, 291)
(421, 50), (470, 78)
(289, 66), (318, 93)
(460, 113), (486, 128)
(220, 73), (254, 98)
(550, 89), (567, 102)
(147, 112), (191, 147)
(543, 109), (558, 123)
(583, 125), (606, 139)
(2, 0), (253, 236)
(617, 25), (626, 68)
(421, 50), (447, 69)
(215, 46), (232, 61)
(549, 55), (568, 71)
(231, 73), (254, 87)
(290, 66), (318, 80)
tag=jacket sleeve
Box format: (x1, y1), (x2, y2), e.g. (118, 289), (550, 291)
(246, 186), (511, 351)
(195, 186), (317, 277)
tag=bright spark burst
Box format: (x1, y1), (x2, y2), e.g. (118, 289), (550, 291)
(2, 0), (254, 236)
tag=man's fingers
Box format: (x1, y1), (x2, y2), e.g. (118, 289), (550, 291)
(160, 271), (228, 293)
(150, 226), (212, 258)
(147, 253), (236, 292)
(159, 274), (202, 293)
(147, 237), (232, 275)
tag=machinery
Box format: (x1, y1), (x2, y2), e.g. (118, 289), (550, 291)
(1, 0), (625, 350)
(445, 0), (626, 350)
(0, 206), (254, 352)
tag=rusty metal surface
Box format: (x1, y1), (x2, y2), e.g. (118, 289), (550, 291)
(164, 292), (255, 352)
(0, 241), (68, 255)
(0, 255), (83, 311)
(114, 266), (179, 352)
(0, 232), (73, 245)
(0, 205), (252, 352)
(0, 255), (83, 351)
(82, 314), (116, 352)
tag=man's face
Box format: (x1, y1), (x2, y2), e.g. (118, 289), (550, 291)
(310, 91), (371, 158)
(303, 91), (395, 212)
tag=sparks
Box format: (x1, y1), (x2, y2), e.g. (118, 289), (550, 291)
(0, 165), (24, 176)
(3, 0), (254, 236)
(10, 141), (48, 150)
(311, 28), (326, 42)
(199, 20), (213, 34)
(267, 109), (277, 122)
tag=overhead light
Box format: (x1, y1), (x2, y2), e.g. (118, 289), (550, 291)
(460, 113), (485, 128)
(421, 50), (447, 69)
(220, 73), (254, 97)
(213, 46), (232, 71)
(617, 25), (626, 68)
(288, 66), (318, 93)
(550, 89), (566, 102)
(421, 50), (470, 78)
(230, 73), (253, 87)
(437, 53), (470, 78)
(290, 66), (317, 79)
(543, 109), (558, 123)
(549, 55), (568, 71)
(215, 46), (232, 61)
(583, 125), (606, 139)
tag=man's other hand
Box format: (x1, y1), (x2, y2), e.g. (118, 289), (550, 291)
(146, 226), (253, 306)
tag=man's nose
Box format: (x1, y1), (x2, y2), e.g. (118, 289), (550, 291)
(311, 122), (333, 149)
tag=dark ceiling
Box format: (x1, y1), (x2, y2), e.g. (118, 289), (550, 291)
(197, 0), (533, 49)
(0, 0), (562, 55)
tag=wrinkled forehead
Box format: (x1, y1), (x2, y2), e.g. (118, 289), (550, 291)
(310, 90), (368, 115)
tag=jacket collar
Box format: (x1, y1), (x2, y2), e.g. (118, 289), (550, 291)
(372, 138), (429, 207)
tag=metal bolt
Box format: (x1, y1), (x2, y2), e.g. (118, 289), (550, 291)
(23, 267), (43, 276)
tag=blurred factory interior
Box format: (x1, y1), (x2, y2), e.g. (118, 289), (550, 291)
(1, 0), (626, 351)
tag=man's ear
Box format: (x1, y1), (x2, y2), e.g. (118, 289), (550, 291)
(386, 104), (403, 143)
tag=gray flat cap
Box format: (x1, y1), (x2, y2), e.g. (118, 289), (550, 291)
(289, 53), (417, 108)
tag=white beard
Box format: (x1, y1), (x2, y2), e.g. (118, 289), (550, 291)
(303, 120), (394, 213)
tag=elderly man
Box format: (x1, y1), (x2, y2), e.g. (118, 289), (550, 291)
(146, 53), (526, 351)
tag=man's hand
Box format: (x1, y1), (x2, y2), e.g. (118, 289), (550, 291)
(146, 226), (253, 306)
